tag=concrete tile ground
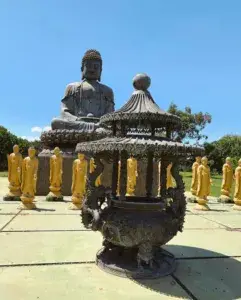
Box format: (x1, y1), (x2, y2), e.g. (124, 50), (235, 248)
(0, 178), (241, 299)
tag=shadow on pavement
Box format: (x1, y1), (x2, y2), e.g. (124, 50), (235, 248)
(134, 245), (241, 300)
(35, 208), (56, 212)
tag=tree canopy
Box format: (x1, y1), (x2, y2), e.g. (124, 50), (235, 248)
(167, 102), (212, 144)
(0, 126), (41, 171)
(204, 135), (241, 173)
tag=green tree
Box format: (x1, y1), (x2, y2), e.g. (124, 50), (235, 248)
(204, 135), (241, 173)
(0, 126), (41, 171)
(167, 103), (212, 144)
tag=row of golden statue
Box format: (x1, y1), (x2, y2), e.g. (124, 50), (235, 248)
(4, 145), (140, 210)
(4, 145), (241, 211)
(190, 156), (241, 211)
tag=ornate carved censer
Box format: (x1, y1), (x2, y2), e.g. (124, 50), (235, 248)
(77, 73), (203, 279)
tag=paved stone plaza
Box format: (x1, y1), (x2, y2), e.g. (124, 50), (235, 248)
(0, 177), (241, 300)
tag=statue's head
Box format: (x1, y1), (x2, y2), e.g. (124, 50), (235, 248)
(28, 147), (36, 158)
(81, 49), (102, 81)
(226, 157), (231, 165)
(238, 159), (241, 166)
(201, 156), (208, 166)
(13, 144), (19, 154)
(78, 153), (85, 160)
(53, 147), (60, 156)
(196, 156), (201, 163)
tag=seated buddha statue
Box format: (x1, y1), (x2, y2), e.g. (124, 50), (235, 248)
(51, 49), (114, 133)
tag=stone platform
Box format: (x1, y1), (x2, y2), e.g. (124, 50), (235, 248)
(0, 180), (241, 299)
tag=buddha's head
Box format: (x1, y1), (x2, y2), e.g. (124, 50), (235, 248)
(226, 157), (231, 165)
(78, 153), (85, 161)
(28, 147), (36, 158)
(238, 159), (241, 167)
(81, 49), (102, 81)
(196, 156), (201, 163)
(13, 144), (19, 154)
(53, 147), (60, 156)
(201, 156), (208, 166)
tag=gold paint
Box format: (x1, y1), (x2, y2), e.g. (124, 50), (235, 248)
(233, 159), (241, 210)
(195, 157), (211, 211)
(166, 162), (174, 189)
(90, 158), (101, 187)
(47, 147), (63, 201)
(5, 145), (22, 199)
(69, 153), (88, 210)
(20, 147), (38, 210)
(220, 157), (233, 201)
(126, 157), (138, 196)
(190, 156), (201, 195)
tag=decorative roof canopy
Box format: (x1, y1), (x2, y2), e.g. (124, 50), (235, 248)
(100, 73), (181, 131)
(76, 73), (204, 158)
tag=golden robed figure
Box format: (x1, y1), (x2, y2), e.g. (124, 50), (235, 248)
(166, 162), (174, 189)
(20, 147), (39, 210)
(46, 147), (63, 201)
(4, 145), (23, 201)
(195, 156), (211, 211)
(190, 156), (201, 195)
(233, 159), (241, 210)
(126, 157), (138, 196)
(157, 161), (174, 197)
(90, 158), (101, 187)
(220, 157), (233, 202)
(70, 153), (88, 210)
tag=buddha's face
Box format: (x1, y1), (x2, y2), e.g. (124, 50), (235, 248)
(82, 59), (101, 81)
(28, 148), (36, 158)
(201, 157), (208, 166)
(78, 153), (85, 160)
(13, 145), (19, 154)
(196, 156), (201, 163)
(54, 147), (60, 156)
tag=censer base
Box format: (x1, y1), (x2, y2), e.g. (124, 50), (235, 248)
(96, 246), (176, 279)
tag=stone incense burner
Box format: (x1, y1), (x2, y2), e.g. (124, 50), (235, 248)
(76, 73), (203, 279)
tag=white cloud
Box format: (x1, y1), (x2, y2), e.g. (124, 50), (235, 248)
(31, 126), (42, 133)
(31, 125), (51, 133)
(21, 136), (40, 142)
(43, 126), (51, 132)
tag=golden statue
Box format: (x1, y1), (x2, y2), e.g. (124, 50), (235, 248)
(46, 147), (63, 201)
(190, 156), (201, 195)
(4, 145), (23, 201)
(126, 156), (138, 196)
(233, 159), (241, 210)
(157, 161), (174, 197)
(20, 147), (39, 210)
(195, 156), (211, 210)
(90, 158), (101, 187)
(220, 157), (233, 202)
(166, 162), (174, 189)
(70, 153), (88, 210)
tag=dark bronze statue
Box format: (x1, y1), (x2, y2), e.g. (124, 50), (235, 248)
(51, 49), (114, 133)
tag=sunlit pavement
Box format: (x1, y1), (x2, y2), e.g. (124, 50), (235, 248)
(0, 177), (241, 300)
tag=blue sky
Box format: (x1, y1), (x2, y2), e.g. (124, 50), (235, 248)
(0, 0), (241, 141)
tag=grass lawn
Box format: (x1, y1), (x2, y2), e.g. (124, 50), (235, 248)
(181, 171), (235, 198)
(0, 171), (8, 177)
